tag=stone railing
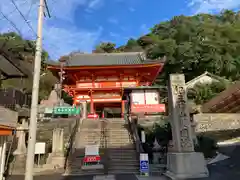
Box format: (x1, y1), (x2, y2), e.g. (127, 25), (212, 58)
(130, 119), (144, 154)
(194, 113), (240, 133)
(64, 117), (81, 169)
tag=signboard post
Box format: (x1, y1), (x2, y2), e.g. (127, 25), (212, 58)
(34, 142), (46, 167)
(140, 153), (149, 176)
(83, 145), (101, 167)
(53, 106), (81, 115)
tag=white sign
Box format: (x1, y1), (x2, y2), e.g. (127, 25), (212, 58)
(35, 142), (46, 154)
(140, 153), (149, 175)
(131, 90), (159, 105)
(85, 145), (99, 156)
(141, 131), (146, 143)
(140, 153), (149, 161)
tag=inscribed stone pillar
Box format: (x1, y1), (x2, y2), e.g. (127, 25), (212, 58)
(80, 101), (87, 119)
(52, 128), (64, 154)
(13, 118), (28, 155)
(165, 74), (209, 179)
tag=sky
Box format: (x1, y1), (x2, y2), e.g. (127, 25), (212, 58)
(0, 0), (240, 60)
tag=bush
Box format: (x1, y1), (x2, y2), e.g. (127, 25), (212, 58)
(195, 135), (218, 158)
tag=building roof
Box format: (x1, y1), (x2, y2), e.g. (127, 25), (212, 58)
(186, 71), (229, 88)
(47, 52), (165, 67)
(0, 106), (18, 128)
(0, 54), (27, 78)
(0, 48), (31, 78)
(201, 81), (240, 113)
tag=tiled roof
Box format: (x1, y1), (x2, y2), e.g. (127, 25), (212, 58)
(201, 81), (240, 113)
(48, 52), (164, 67)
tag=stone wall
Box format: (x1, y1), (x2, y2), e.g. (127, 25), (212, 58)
(37, 118), (78, 152)
(194, 113), (240, 133)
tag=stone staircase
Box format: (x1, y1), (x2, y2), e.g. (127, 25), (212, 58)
(106, 119), (139, 174)
(65, 118), (139, 175)
(65, 119), (107, 175)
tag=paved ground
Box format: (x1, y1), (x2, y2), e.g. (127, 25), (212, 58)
(7, 174), (159, 180)
(191, 144), (240, 180)
(7, 144), (240, 180)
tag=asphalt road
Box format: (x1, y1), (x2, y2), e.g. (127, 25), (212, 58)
(191, 144), (240, 180)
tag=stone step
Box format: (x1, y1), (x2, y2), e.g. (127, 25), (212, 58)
(110, 160), (138, 165)
(108, 148), (136, 152)
(108, 170), (139, 174)
(108, 167), (139, 174)
(65, 169), (104, 176)
(107, 143), (132, 146)
(110, 155), (137, 160)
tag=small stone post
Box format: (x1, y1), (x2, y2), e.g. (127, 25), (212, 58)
(52, 128), (64, 154)
(47, 128), (65, 168)
(165, 74), (209, 179)
(13, 118), (28, 155)
(80, 101), (87, 119)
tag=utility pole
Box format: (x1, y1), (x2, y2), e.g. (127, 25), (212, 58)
(59, 61), (65, 106)
(24, 0), (44, 180)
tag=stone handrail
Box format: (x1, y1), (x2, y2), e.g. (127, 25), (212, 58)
(130, 120), (144, 154)
(64, 117), (82, 169)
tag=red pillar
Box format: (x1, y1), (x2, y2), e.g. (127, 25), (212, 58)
(90, 90), (94, 113)
(121, 100), (125, 119)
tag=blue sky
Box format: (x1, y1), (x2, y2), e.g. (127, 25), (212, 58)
(1, 0), (240, 60)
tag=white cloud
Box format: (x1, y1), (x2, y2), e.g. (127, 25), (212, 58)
(108, 17), (118, 24)
(188, 0), (240, 14)
(0, 0), (104, 59)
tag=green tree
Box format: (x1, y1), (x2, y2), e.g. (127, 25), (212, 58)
(1, 33), (54, 101)
(187, 81), (227, 104)
(94, 42), (116, 53)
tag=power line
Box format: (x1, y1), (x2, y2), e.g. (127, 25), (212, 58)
(44, 0), (51, 18)
(25, 0), (34, 20)
(0, 11), (22, 35)
(10, 0), (38, 37)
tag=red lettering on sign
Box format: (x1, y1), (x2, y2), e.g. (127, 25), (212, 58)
(83, 156), (101, 163)
(131, 104), (166, 113)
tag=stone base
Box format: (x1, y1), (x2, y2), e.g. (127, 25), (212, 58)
(46, 153), (65, 169)
(81, 164), (104, 170)
(164, 152), (209, 179)
(9, 155), (27, 174)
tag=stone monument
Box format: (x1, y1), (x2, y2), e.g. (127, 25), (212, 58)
(47, 128), (65, 168)
(80, 101), (87, 119)
(13, 118), (28, 155)
(165, 74), (209, 179)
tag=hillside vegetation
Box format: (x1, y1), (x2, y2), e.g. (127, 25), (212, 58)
(2, 10), (240, 103)
(0, 32), (57, 100)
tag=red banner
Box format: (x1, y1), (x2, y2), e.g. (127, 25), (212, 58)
(131, 104), (166, 113)
(83, 155), (101, 163)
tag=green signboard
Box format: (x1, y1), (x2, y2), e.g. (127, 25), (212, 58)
(53, 106), (81, 115)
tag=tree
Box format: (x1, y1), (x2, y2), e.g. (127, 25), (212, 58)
(0, 33), (55, 101)
(93, 42), (116, 53)
(187, 81), (227, 104)
(93, 10), (240, 86)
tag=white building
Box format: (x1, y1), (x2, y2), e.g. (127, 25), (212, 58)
(186, 71), (229, 89)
